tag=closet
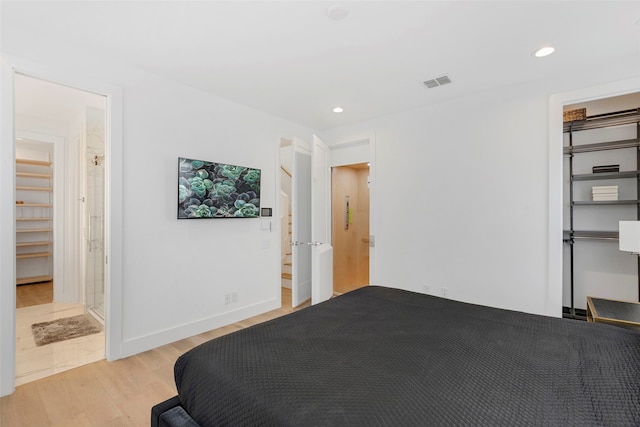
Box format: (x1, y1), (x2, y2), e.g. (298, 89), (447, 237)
(563, 93), (640, 318)
(15, 141), (54, 286)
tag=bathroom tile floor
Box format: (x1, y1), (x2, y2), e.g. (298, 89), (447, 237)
(15, 302), (104, 386)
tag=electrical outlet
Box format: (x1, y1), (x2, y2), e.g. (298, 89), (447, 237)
(440, 287), (448, 297)
(225, 292), (238, 305)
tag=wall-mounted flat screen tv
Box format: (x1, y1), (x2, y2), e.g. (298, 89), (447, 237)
(178, 157), (261, 219)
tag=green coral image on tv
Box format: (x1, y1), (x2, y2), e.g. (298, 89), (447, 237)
(177, 157), (261, 219)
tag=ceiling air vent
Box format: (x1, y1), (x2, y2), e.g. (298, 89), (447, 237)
(422, 75), (452, 89)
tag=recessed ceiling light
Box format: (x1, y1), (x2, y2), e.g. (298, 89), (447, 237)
(533, 46), (555, 58)
(333, 106), (344, 113)
(327, 5), (349, 21)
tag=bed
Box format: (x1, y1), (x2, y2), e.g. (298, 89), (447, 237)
(151, 286), (640, 426)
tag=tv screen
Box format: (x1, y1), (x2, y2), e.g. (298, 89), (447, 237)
(178, 157), (261, 219)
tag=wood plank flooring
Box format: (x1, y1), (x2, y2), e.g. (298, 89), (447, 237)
(1, 289), (309, 427)
(16, 281), (53, 308)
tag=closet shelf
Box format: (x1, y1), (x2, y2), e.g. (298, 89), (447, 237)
(16, 252), (52, 259)
(563, 139), (639, 154)
(572, 200), (640, 206)
(572, 171), (640, 181)
(16, 275), (53, 285)
(16, 186), (53, 192)
(16, 228), (52, 233)
(16, 158), (52, 167)
(563, 108), (640, 133)
(16, 172), (52, 179)
(16, 241), (52, 247)
(16, 150), (54, 286)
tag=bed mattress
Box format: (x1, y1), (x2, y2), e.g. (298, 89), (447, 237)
(173, 286), (640, 426)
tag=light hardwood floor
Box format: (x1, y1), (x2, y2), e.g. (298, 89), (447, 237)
(1, 288), (308, 427)
(16, 281), (53, 308)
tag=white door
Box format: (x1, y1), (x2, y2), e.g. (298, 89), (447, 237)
(311, 135), (334, 304)
(291, 138), (312, 307)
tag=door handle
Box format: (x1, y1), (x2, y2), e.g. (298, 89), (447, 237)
(307, 242), (322, 246)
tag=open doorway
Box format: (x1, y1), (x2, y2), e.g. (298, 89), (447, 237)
(279, 134), (374, 305)
(13, 74), (107, 386)
(280, 138), (293, 307)
(15, 138), (55, 306)
(279, 137), (313, 309)
(332, 163), (370, 295)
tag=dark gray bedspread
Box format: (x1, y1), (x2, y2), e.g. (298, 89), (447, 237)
(174, 286), (640, 426)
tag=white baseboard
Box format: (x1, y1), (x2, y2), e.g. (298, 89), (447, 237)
(119, 298), (280, 359)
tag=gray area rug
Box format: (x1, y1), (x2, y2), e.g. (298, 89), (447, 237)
(31, 314), (102, 347)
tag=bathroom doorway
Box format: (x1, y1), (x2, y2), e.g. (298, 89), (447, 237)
(13, 74), (107, 386)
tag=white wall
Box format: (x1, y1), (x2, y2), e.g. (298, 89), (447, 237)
(118, 71), (311, 355)
(324, 90), (551, 314)
(15, 115), (68, 138)
(320, 57), (640, 316)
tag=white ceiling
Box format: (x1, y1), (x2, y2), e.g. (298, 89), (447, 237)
(3, 1), (640, 130)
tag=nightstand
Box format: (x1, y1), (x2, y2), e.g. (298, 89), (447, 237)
(586, 296), (640, 332)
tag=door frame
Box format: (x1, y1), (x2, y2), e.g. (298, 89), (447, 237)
(276, 132), (377, 307)
(0, 55), (124, 396)
(291, 137), (312, 306)
(327, 132), (377, 285)
(311, 135), (333, 304)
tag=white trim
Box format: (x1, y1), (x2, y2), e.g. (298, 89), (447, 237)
(0, 55), (124, 396)
(101, 71), (124, 362)
(547, 76), (640, 317)
(275, 137), (284, 308)
(547, 96), (564, 317)
(330, 132), (375, 149)
(368, 133), (377, 285)
(0, 58), (17, 397)
(120, 298), (280, 358)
